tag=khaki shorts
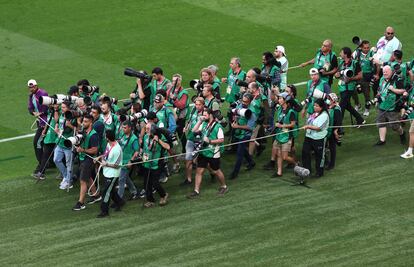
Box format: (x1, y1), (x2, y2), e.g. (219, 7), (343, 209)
(273, 139), (292, 152)
(376, 110), (401, 130)
(410, 120), (414, 133)
(251, 124), (260, 139)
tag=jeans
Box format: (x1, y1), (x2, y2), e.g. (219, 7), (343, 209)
(118, 167), (137, 198)
(232, 136), (254, 175)
(53, 146), (73, 184)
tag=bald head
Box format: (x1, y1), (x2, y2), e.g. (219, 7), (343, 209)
(321, 39), (332, 53)
(383, 65), (392, 79)
(385, 26), (395, 40)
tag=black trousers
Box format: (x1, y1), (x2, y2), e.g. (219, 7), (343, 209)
(38, 143), (55, 175)
(302, 137), (325, 176)
(101, 176), (124, 214)
(142, 167), (167, 203)
(176, 118), (187, 153)
(327, 135), (337, 168)
(340, 91), (364, 124)
(232, 136), (254, 175)
(33, 127), (44, 170)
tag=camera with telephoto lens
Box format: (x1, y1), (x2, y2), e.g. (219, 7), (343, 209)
(401, 105), (414, 120)
(63, 133), (85, 148)
(39, 94), (90, 107)
(365, 96), (381, 108)
(189, 79), (204, 98)
(149, 124), (174, 147)
(339, 69), (354, 79)
(64, 108), (88, 120)
(232, 108), (252, 119)
(119, 109), (148, 123)
(212, 110), (227, 128)
(192, 132), (207, 157)
(300, 89), (327, 106)
(81, 85), (99, 95)
(235, 79), (249, 88)
(124, 68), (153, 89)
(101, 95), (118, 105)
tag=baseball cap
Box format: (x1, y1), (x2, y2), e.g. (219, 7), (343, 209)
(154, 94), (164, 103)
(27, 79), (37, 87)
(278, 92), (291, 101)
(309, 68), (319, 75)
(275, 45), (286, 56)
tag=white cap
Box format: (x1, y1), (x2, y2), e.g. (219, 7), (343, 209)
(276, 45), (286, 56)
(309, 68), (319, 75)
(27, 79), (37, 87)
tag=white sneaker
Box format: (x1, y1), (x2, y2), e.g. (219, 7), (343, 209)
(59, 181), (69, 190)
(400, 151), (413, 159)
(363, 109), (369, 117)
(355, 104), (361, 112)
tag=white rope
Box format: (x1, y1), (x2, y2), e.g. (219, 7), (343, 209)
(30, 119), (38, 131)
(87, 165), (102, 197)
(287, 65), (302, 70)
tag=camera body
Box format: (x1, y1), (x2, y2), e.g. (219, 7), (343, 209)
(64, 108), (88, 120)
(124, 68), (153, 88)
(192, 132), (208, 157)
(401, 106), (414, 120)
(64, 133), (84, 148)
(231, 108), (252, 120)
(339, 68), (354, 79)
(120, 109), (148, 123)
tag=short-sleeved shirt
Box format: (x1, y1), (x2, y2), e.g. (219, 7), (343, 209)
(102, 142), (123, 178)
(305, 111), (329, 140)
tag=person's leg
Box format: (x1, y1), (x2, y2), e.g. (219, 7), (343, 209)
(110, 177), (125, 208)
(194, 167), (205, 193)
(33, 127), (44, 170)
(327, 135), (337, 169)
(117, 168), (128, 198)
(143, 168), (156, 203)
(100, 177), (113, 215)
(151, 170), (166, 198)
(352, 89), (360, 108)
(38, 143), (55, 175)
(301, 137), (312, 173)
(53, 146), (67, 179)
(63, 148), (73, 185)
(313, 139), (325, 177)
(276, 147), (283, 175)
(343, 91), (364, 124)
(232, 140), (245, 176)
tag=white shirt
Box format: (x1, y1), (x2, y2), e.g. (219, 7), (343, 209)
(277, 56), (289, 90)
(375, 36), (402, 63)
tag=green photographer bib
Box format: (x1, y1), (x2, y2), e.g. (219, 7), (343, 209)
(378, 77), (397, 111)
(225, 69), (246, 103)
(314, 49), (336, 83)
(79, 129), (97, 161)
(337, 59), (358, 92)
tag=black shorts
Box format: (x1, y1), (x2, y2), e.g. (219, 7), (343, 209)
(197, 154), (221, 171)
(79, 159), (95, 181)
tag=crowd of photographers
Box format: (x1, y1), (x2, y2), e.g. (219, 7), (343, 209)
(27, 26), (414, 217)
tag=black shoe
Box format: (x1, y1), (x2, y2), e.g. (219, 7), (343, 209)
(97, 212), (109, 218)
(374, 140), (386, 146)
(114, 201), (125, 212)
(245, 162), (256, 171)
(128, 193), (139, 201)
(187, 190), (200, 199)
(87, 195), (102, 205)
(72, 202), (85, 211)
(110, 202), (118, 209)
(263, 161), (275, 170)
(272, 172), (282, 177)
(400, 132), (406, 145)
(229, 172), (238, 180)
(138, 189), (146, 198)
(179, 179), (192, 186)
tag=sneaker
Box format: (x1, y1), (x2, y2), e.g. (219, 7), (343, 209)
(354, 104), (361, 112)
(32, 172), (45, 180)
(400, 132), (406, 145)
(72, 202), (85, 211)
(59, 181), (70, 190)
(179, 179), (192, 186)
(97, 212), (109, 218)
(363, 109), (370, 117)
(138, 189), (146, 198)
(159, 175), (169, 183)
(87, 195), (102, 205)
(245, 161), (256, 171)
(356, 120), (366, 129)
(400, 150), (414, 159)
(217, 186), (229, 196)
(256, 145), (266, 157)
(159, 193), (169, 206)
(143, 201), (155, 208)
(374, 140), (386, 146)
(187, 190), (200, 199)
(128, 193), (139, 201)
(263, 161), (275, 170)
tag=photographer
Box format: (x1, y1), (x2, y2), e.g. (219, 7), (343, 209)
(353, 40), (376, 117)
(130, 72), (152, 111)
(386, 50), (410, 89)
(300, 39), (338, 86)
(166, 74), (189, 153)
(274, 45), (289, 90)
(94, 130), (125, 218)
(302, 68), (331, 118)
(374, 65), (406, 145)
(141, 122), (170, 208)
(326, 93), (342, 170)
(33, 104), (59, 180)
(261, 51), (281, 92)
(100, 101), (120, 153)
(150, 67), (172, 103)
(27, 79), (49, 176)
(271, 92), (297, 177)
(400, 88), (414, 159)
(203, 83), (220, 111)
(302, 98), (329, 178)
(77, 79), (100, 106)
(72, 115), (100, 211)
(208, 64), (222, 96)
(335, 47), (365, 126)
(90, 106), (105, 153)
(374, 26), (402, 65)
(200, 68), (220, 101)
(53, 101), (76, 190)
(229, 93), (257, 180)
(187, 108), (228, 199)
(117, 121), (141, 200)
(181, 97), (205, 185)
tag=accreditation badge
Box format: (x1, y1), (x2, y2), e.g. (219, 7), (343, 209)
(143, 153), (149, 162)
(226, 86), (232, 94)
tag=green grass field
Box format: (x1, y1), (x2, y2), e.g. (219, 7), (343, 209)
(1, 0), (413, 266)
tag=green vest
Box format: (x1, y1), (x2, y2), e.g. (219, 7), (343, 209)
(43, 112), (58, 144)
(225, 69), (246, 103)
(79, 129), (97, 161)
(389, 61), (409, 88)
(356, 50), (375, 74)
(200, 122), (223, 158)
(234, 114), (249, 139)
(120, 133), (138, 165)
(142, 134), (165, 169)
(186, 108), (200, 141)
(154, 106), (172, 128)
(150, 78), (171, 103)
(314, 49), (336, 83)
(408, 89), (414, 119)
(273, 106), (295, 144)
(57, 114), (75, 148)
(337, 59), (358, 92)
(327, 105), (341, 137)
(204, 97), (220, 111)
(306, 79), (327, 114)
(261, 64), (280, 89)
(378, 77), (398, 111)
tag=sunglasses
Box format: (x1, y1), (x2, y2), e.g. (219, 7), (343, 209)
(386, 32), (394, 35)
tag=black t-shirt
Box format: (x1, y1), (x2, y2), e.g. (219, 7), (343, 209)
(332, 108), (342, 127)
(326, 54), (338, 85)
(93, 120), (105, 141)
(142, 86), (152, 111)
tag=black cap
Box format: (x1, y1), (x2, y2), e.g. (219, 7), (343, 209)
(67, 85), (79, 95)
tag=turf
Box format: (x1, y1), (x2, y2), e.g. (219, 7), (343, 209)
(0, 0), (413, 266)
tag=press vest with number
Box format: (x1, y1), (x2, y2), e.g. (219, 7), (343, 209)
(120, 133), (138, 165)
(150, 79), (171, 103)
(327, 105), (341, 137)
(225, 69), (246, 103)
(338, 59), (358, 92)
(200, 122), (223, 158)
(274, 106), (295, 144)
(186, 109), (200, 141)
(378, 77), (398, 111)
(79, 129), (97, 161)
(306, 79), (326, 114)
(314, 49), (335, 83)
(44, 111), (58, 144)
(57, 114), (75, 148)
(142, 134), (165, 170)
(234, 107), (251, 139)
